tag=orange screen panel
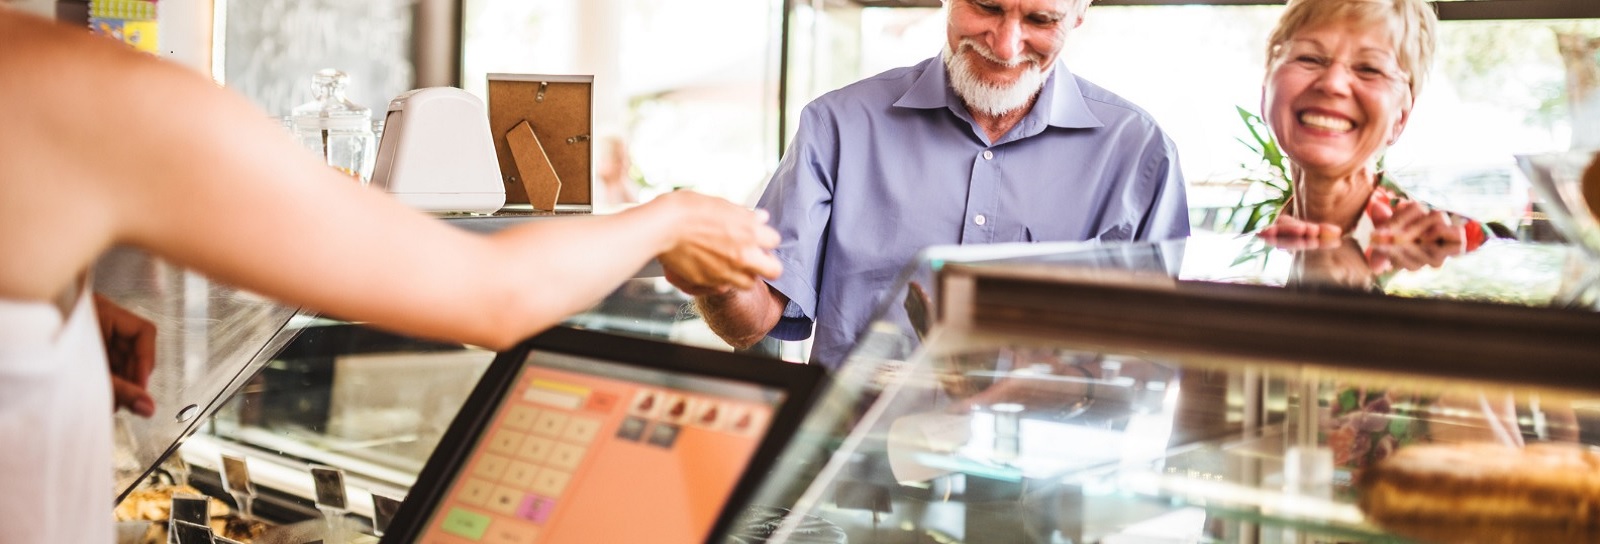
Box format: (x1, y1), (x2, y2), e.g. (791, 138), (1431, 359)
(416, 355), (779, 544)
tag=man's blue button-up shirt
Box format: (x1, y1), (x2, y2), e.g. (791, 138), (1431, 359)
(757, 54), (1190, 368)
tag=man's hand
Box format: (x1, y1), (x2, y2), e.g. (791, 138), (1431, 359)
(93, 293), (156, 417)
(663, 267), (735, 299)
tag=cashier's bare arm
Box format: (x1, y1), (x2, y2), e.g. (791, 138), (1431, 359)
(0, 10), (780, 350)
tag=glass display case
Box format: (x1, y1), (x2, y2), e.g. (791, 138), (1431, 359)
(102, 213), (737, 542)
(108, 226), (1600, 543)
(739, 233), (1600, 544)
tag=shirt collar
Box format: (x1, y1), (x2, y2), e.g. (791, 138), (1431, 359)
(893, 55), (1104, 131)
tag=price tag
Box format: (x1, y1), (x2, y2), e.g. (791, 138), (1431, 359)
(221, 455), (255, 495)
(309, 465), (348, 510)
(170, 520), (215, 544)
(371, 494), (403, 536)
(169, 494), (211, 529)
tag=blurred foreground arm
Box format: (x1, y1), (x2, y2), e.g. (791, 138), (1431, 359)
(0, 11), (778, 351)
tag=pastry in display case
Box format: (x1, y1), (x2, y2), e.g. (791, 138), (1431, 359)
(734, 232), (1600, 544)
(114, 482), (268, 543)
(1359, 441), (1600, 529)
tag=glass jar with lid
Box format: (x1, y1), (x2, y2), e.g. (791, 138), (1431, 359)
(290, 69), (378, 184)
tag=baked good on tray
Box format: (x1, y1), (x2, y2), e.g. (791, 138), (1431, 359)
(115, 484), (231, 522)
(127, 516), (267, 544)
(1360, 441), (1600, 537)
(114, 484), (266, 543)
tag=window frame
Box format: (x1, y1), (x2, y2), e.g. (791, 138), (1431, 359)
(844, 0), (1600, 20)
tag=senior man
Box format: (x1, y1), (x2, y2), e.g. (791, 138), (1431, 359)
(674, 0), (1191, 368)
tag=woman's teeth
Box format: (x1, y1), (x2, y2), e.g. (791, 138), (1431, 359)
(1300, 112), (1353, 132)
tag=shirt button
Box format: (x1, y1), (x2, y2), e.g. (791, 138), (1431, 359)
(974, 214), (987, 226)
(982, 150), (994, 160)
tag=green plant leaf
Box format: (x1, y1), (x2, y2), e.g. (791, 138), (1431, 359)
(1223, 105), (1294, 234)
(1235, 136), (1263, 157)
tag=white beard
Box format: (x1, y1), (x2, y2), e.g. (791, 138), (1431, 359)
(942, 39), (1052, 117)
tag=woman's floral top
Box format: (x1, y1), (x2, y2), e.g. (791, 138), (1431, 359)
(1321, 385), (1430, 474)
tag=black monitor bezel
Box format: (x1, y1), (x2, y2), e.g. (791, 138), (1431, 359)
(379, 326), (827, 543)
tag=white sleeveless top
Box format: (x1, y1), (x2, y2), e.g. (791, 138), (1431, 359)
(0, 282), (114, 543)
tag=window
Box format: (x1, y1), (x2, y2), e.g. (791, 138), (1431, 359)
(781, 1), (1600, 230)
(458, 1), (1597, 224)
(459, 0), (783, 208)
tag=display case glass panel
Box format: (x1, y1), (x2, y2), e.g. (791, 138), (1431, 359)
(740, 233), (1600, 544)
(111, 223), (1600, 543)
(96, 246), (304, 500)
(106, 214), (734, 540)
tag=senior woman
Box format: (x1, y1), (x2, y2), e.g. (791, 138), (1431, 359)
(1256, 0), (1492, 255)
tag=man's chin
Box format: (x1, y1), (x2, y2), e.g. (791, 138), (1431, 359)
(973, 73), (1025, 89)
(944, 46), (1051, 117)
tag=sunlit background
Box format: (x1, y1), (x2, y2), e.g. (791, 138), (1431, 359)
(186, 0), (1600, 229)
(450, 0), (1597, 232)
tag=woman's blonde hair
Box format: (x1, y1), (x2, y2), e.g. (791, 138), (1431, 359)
(1265, 0), (1438, 99)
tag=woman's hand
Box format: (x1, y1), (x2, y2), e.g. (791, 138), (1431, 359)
(1367, 237), (1462, 273)
(1293, 239), (1379, 289)
(93, 294), (156, 417)
(1365, 195), (1467, 272)
(1367, 194), (1467, 247)
(1258, 213), (1343, 241)
(653, 191), (783, 297)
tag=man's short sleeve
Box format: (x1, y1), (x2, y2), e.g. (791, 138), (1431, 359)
(1137, 130), (1191, 241)
(768, 298), (813, 341)
(755, 103), (839, 339)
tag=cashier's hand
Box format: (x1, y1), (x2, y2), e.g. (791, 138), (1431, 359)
(94, 293), (157, 418)
(654, 191), (783, 297)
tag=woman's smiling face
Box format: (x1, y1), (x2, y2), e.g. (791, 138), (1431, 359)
(1263, 17), (1414, 180)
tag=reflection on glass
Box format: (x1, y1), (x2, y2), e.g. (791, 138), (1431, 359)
(1519, 150), (1600, 258)
(209, 322), (492, 484)
(742, 233), (1600, 544)
(1192, 232), (1596, 307)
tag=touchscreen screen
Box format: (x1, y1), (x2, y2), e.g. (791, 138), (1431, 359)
(414, 350), (784, 544)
